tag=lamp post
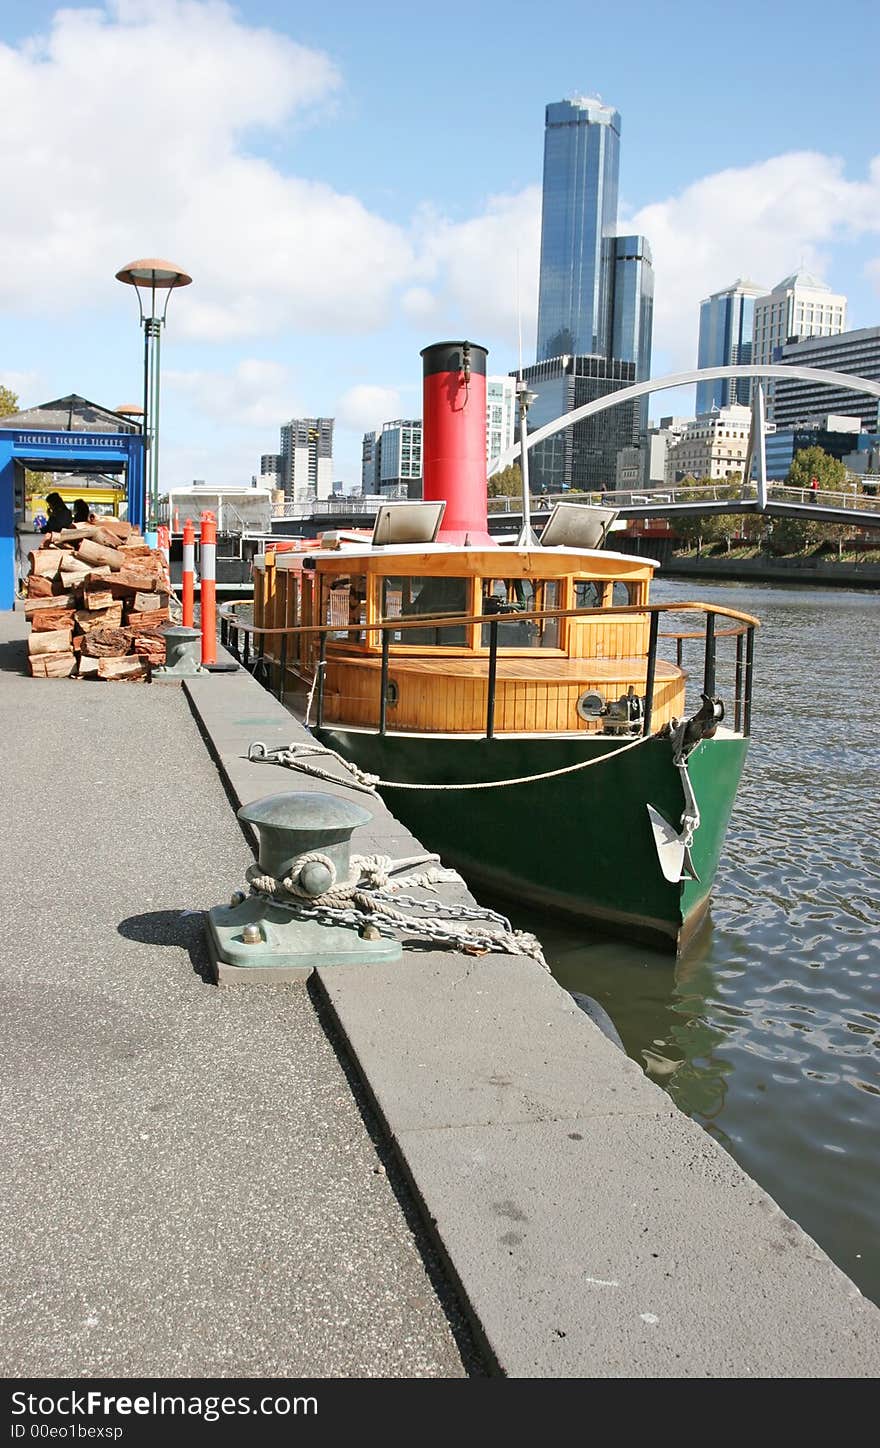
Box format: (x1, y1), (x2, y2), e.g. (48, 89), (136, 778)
(115, 258), (192, 535)
(515, 379), (539, 547)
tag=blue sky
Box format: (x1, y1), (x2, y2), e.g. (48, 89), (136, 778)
(2, 0), (879, 487)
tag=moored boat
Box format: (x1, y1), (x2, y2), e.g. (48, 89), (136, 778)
(242, 341), (760, 953)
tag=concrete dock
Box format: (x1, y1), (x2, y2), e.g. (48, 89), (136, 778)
(3, 607), (880, 1378)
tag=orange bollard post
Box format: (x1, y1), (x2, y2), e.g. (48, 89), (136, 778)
(182, 517), (195, 628)
(200, 511), (217, 665)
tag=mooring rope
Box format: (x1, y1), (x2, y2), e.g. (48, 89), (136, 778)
(242, 853), (548, 969)
(247, 730), (654, 794)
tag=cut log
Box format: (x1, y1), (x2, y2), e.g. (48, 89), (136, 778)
(28, 628), (74, 656)
(77, 654), (100, 678)
(26, 575), (54, 598)
(98, 655), (148, 682)
(29, 549), (64, 577)
(108, 568), (163, 594)
(119, 542), (152, 558)
(81, 627), (134, 659)
(133, 630), (168, 665)
(97, 518), (133, 542)
(76, 539), (126, 571)
(29, 651), (76, 678)
(133, 591), (170, 612)
(23, 593), (76, 616)
(126, 608), (170, 630)
(74, 604), (124, 633)
(48, 526), (103, 545)
(31, 608), (76, 633)
(83, 588), (115, 612)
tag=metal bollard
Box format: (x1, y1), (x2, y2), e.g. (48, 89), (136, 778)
(152, 625), (206, 680)
(200, 511), (216, 665)
(182, 518), (195, 628)
(204, 790), (402, 980)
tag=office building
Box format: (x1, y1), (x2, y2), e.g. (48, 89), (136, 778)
(516, 355), (639, 492)
(696, 280), (766, 413)
(279, 417), (334, 503)
(377, 419), (422, 498)
(772, 325), (880, 431)
(616, 417), (689, 489)
(533, 96), (653, 487)
(487, 376), (517, 471)
(536, 98), (653, 378)
(361, 432), (378, 493)
(763, 415), (865, 480)
(664, 405), (753, 484)
(752, 272), (847, 418)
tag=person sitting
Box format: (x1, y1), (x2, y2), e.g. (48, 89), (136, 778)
(40, 492), (73, 534)
(72, 498), (91, 524)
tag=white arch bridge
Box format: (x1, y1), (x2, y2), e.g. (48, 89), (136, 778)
(489, 363), (880, 529)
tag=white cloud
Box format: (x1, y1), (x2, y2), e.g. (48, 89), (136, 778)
(626, 152), (880, 371)
(0, 1), (414, 339)
(0, 369), (40, 401)
(166, 359), (298, 428)
(335, 385), (403, 433)
(410, 189), (542, 358)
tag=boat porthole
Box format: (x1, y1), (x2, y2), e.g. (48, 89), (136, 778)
(576, 690), (604, 722)
(385, 680), (399, 707)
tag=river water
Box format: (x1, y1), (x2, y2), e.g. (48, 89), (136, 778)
(504, 578), (880, 1304)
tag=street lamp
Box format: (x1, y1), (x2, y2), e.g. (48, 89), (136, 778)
(515, 379), (539, 547)
(115, 257), (192, 534)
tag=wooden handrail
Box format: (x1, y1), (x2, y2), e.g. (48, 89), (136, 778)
(221, 597), (761, 639)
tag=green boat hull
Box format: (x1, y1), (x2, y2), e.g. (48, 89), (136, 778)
(317, 726), (748, 953)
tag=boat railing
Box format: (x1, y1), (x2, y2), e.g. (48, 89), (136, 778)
(218, 599), (759, 740)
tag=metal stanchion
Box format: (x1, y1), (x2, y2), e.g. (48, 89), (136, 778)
(182, 518), (195, 628)
(200, 511), (217, 666)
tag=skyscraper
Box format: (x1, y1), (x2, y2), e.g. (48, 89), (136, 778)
(751, 272), (847, 420)
(696, 279), (766, 414)
(279, 417), (334, 502)
(535, 97), (653, 377)
(530, 96), (653, 488)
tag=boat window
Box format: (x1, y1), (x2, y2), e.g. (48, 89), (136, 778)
(574, 580), (601, 611)
(480, 579), (559, 648)
(324, 572), (368, 642)
(612, 581), (635, 607)
(381, 575), (470, 646)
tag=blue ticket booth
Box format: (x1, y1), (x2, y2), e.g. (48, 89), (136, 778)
(0, 421), (145, 610)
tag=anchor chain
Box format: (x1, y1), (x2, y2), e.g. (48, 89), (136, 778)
(242, 855), (549, 970)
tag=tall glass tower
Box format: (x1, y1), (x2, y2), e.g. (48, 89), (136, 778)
(696, 280), (766, 413)
(536, 97), (621, 361)
(536, 98), (652, 384)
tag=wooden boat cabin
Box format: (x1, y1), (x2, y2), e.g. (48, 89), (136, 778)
(253, 540), (687, 736)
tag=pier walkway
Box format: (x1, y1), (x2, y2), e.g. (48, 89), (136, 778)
(0, 611), (474, 1378)
(3, 608), (880, 1377)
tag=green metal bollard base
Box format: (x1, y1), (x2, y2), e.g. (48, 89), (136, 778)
(205, 895), (402, 985)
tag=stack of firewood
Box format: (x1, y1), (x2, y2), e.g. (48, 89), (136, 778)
(24, 519), (173, 680)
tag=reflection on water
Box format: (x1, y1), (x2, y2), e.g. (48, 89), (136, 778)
(503, 580), (880, 1306)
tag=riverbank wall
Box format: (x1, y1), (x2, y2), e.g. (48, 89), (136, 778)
(622, 537), (880, 589)
(661, 554), (880, 590)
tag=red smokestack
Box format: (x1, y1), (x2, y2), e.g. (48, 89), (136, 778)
(421, 340), (493, 544)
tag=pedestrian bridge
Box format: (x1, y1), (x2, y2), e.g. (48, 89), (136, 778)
(266, 477), (880, 537)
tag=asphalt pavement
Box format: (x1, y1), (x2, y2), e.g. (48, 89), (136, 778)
(0, 611), (477, 1378)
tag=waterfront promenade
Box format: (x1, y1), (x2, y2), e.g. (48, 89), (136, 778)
(0, 611), (474, 1378)
(2, 608), (880, 1378)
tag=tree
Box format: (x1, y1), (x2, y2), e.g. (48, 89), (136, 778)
(787, 445), (846, 494)
(487, 463), (523, 498)
(0, 385), (19, 419)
